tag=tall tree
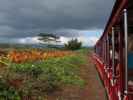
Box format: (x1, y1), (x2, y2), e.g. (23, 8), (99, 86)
(65, 38), (82, 50)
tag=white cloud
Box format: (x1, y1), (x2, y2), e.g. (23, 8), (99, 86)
(59, 36), (98, 46)
(18, 37), (40, 44)
(0, 37), (41, 44)
(86, 36), (98, 46)
(78, 36), (98, 46)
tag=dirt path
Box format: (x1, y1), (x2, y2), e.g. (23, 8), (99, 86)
(79, 56), (107, 100)
(47, 54), (107, 100)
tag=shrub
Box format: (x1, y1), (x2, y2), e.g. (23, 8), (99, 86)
(64, 39), (82, 50)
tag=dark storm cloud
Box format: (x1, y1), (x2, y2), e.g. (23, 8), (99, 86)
(0, 0), (115, 38)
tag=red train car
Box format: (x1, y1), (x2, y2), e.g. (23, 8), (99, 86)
(92, 0), (133, 100)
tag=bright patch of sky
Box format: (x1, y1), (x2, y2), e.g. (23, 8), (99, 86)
(59, 29), (103, 46)
(0, 29), (102, 46)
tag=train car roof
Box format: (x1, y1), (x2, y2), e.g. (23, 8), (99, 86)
(96, 0), (127, 45)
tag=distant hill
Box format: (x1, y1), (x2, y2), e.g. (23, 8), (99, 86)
(0, 43), (64, 49)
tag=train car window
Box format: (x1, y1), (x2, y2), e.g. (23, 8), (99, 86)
(127, 4), (133, 84)
(114, 28), (119, 76)
(128, 33), (133, 85)
(109, 33), (112, 46)
(108, 33), (112, 66)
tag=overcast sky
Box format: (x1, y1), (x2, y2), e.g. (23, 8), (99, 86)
(0, 0), (115, 46)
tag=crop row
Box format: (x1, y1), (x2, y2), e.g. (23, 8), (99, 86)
(7, 50), (74, 63)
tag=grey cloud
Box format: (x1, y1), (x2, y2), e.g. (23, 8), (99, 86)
(0, 0), (115, 38)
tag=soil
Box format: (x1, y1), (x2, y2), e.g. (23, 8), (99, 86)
(46, 54), (107, 100)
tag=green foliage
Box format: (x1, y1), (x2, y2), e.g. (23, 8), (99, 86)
(0, 79), (20, 100)
(10, 62), (43, 78)
(65, 39), (82, 50)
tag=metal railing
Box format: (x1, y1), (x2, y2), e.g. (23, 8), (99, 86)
(124, 8), (128, 94)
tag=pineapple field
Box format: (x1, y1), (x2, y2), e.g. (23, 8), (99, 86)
(0, 48), (86, 100)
